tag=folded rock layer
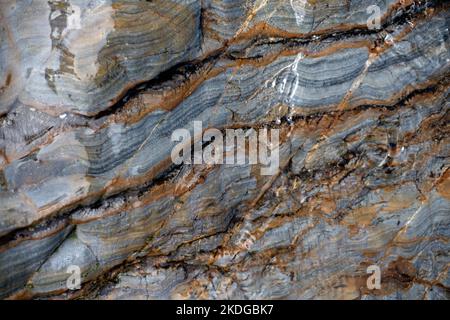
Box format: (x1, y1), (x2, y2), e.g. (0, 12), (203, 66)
(0, 0), (449, 299)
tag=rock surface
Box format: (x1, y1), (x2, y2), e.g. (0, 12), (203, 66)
(0, 0), (449, 300)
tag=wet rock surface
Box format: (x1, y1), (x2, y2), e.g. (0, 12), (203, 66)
(0, 0), (449, 299)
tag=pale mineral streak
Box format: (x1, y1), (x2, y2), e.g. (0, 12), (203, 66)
(0, 0), (449, 300)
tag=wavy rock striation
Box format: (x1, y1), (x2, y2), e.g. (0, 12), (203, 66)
(0, 0), (449, 299)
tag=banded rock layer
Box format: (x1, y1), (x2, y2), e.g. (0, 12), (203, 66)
(0, 0), (449, 299)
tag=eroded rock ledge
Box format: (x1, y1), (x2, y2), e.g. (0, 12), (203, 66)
(0, 0), (449, 300)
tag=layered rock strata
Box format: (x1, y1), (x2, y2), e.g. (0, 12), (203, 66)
(0, 0), (449, 299)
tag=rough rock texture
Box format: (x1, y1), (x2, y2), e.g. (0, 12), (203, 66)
(0, 0), (449, 300)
